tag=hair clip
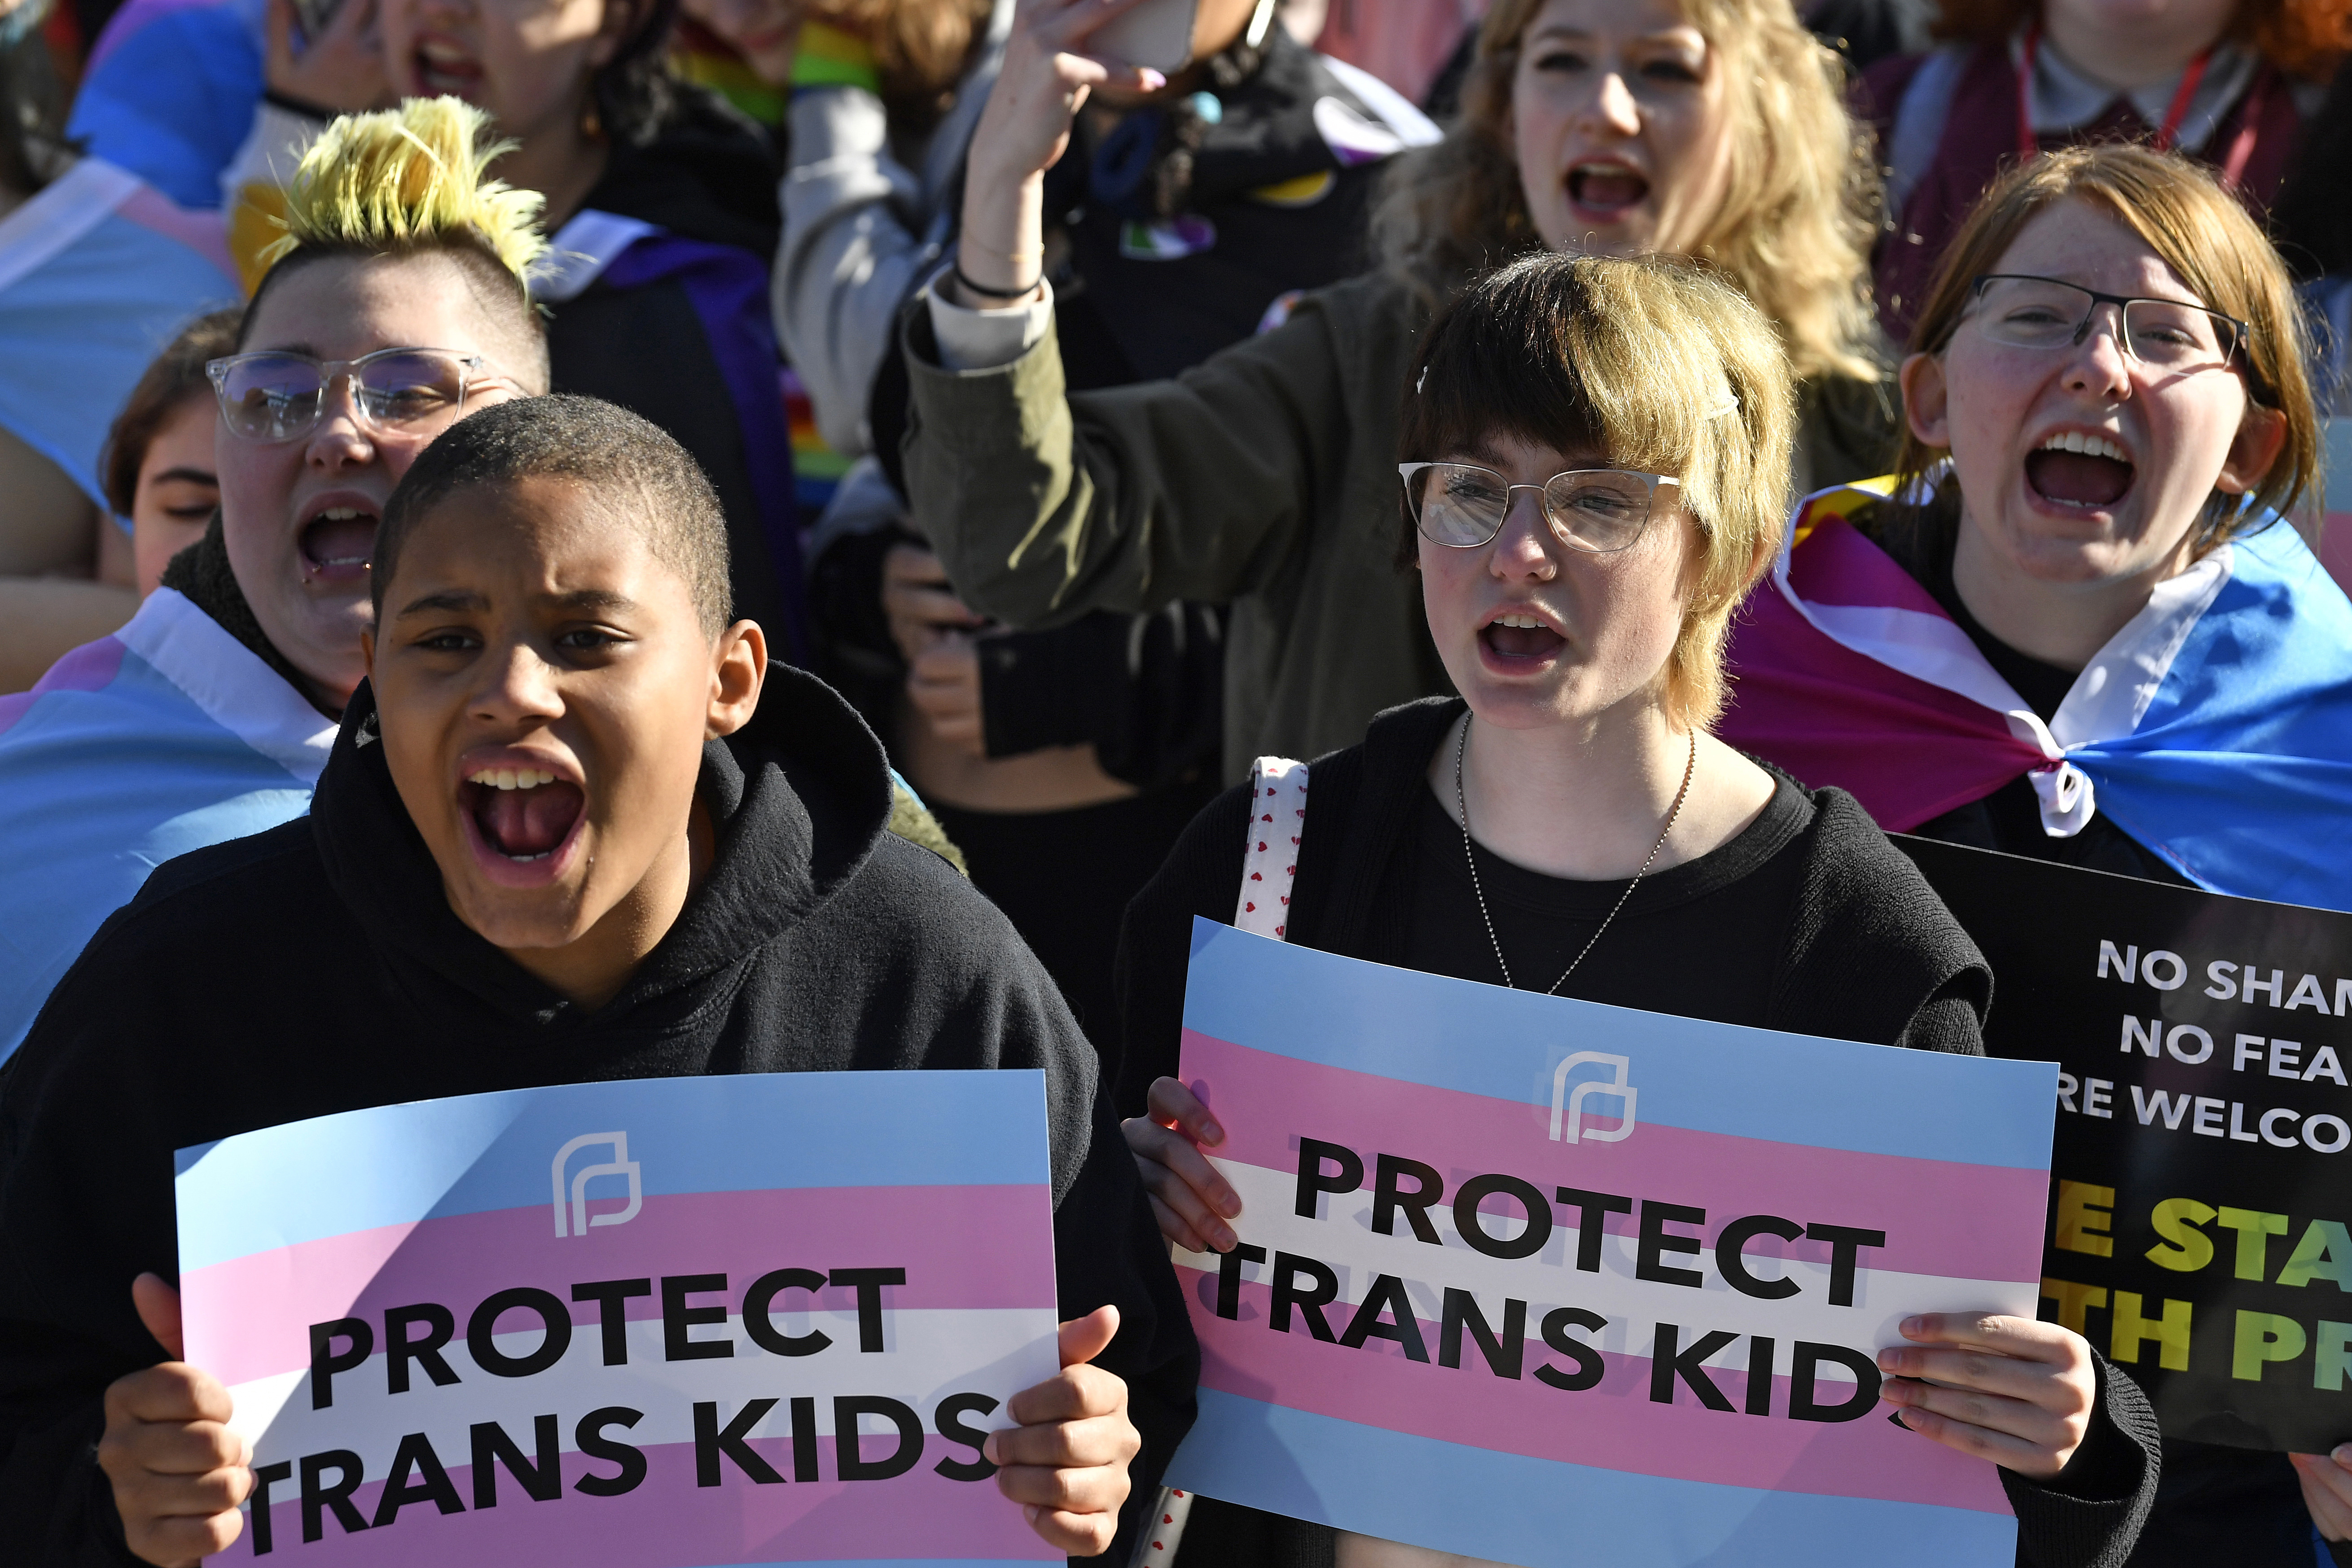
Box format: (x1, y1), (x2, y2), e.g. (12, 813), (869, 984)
(1416, 367), (1428, 395)
(1706, 392), (1739, 420)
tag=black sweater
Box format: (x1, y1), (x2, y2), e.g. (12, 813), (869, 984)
(0, 666), (1194, 1566)
(1113, 697), (2162, 1568)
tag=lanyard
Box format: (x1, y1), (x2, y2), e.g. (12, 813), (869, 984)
(2014, 24), (2224, 163)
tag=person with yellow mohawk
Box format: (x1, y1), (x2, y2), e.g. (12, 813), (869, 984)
(0, 95), (549, 1070)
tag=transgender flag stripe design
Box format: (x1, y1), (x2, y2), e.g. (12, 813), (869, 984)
(177, 1072), (1062, 1567)
(1165, 922), (2051, 1567)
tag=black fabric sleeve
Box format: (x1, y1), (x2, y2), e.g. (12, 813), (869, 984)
(979, 604), (1224, 792)
(1890, 981), (1987, 1055)
(0, 932), (191, 1567)
(2000, 1351), (2163, 1568)
(2329, 1535), (2352, 1567)
(1111, 782), (1255, 1120)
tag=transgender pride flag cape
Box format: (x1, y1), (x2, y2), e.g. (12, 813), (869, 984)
(0, 591), (332, 1060)
(1720, 480), (2352, 912)
(0, 158), (236, 506)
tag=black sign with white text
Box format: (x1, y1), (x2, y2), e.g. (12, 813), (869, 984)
(1898, 836), (2352, 1453)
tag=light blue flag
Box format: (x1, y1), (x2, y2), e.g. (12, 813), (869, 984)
(0, 590), (333, 1060)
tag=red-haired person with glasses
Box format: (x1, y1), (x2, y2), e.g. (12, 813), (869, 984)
(0, 98), (544, 1071)
(1720, 145), (2352, 1568)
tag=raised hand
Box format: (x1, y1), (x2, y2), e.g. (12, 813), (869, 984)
(266, 0), (391, 114)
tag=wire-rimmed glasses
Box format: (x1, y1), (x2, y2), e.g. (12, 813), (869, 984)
(1398, 462), (1680, 553)
(1964, 275), (2247, 372)
(206, 347), (492, 443)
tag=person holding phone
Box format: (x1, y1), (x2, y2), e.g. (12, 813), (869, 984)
(1113, 250), (2162, 1567)
(900, 0), (1894, 785)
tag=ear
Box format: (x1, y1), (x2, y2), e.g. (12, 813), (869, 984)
(587, 0), (636, 70)
(360, 626), (377, 679)
(1898, 351), (1950, 451)
(707, 619), (766, 738)
(2215, 401), (2287, 497)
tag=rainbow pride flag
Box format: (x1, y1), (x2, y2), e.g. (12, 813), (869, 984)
(177, 1070), (1062, 1564)
(1166, 921), (2055, 1566)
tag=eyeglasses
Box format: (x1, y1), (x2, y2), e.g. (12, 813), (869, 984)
(1398, 462), (1679, 553)
(1964, 275), (2247, 372)
(206, 348), (493, 443)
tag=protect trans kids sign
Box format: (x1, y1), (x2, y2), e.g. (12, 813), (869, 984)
(173, 1071), (1062, 1564)
(1165, 919), (2058, 1567)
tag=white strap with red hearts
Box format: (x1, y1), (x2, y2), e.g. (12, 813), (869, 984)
(1139, 757), (1308, 1568)
(1232, 755), (1308, 939)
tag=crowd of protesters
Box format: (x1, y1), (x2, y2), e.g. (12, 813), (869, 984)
(2, 0), (2351, 1562)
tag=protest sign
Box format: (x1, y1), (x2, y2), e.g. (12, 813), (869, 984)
(175, 1071), (1062, 1564)
(1899, 836), (2352, 1453)
(1162, 918), (2058, 1568)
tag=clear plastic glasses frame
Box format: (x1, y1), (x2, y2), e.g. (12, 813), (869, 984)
(1964, 274), (2247, 372)
(1398, 461), (1680, 553)
(205, 347), (490, 443)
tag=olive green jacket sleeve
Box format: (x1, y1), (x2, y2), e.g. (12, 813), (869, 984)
(897, 277), (1373, 629)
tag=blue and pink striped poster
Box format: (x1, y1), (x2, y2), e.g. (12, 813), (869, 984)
(1165, 919), (2058, 1566)
(175, 1071), (1063, 1564)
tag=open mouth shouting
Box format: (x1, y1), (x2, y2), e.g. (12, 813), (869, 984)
(299, 503), (379, 584)
(1480, 609), (1569, 672)
(1567, 160), (1651, 224)
(412, 34), (485, 98)
(2024, 429), (2136, 513)
(458, 753), (588, 887)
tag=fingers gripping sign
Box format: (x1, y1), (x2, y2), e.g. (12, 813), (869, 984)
(986, 1305), (1141, 1556)
(98, 1274), (256, 1568)
(1877, 1312), (2095, 1480)
(1123, 1076), (1244, 1254)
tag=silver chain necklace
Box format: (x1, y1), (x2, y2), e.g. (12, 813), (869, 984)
(1454, 716), (1698, 994)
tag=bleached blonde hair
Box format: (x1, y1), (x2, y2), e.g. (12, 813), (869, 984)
(1374, 0), (1882, 386)
(263, 96), (546, 274)
(244, 97), (552, 389)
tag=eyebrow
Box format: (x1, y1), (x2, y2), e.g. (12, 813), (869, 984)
(147, 467), (217, 487)
(1527, 23), (1703, 43)
(392, 587), (646, 618)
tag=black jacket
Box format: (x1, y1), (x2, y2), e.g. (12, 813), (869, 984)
(0, 665), (1194, 1566)
(1114, 697), (2163, 1568)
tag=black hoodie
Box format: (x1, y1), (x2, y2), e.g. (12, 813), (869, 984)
(0, 664), (1195, 1566)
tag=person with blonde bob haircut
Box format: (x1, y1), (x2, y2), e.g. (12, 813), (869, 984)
(0, 94), (546, 1067)
(1111, 251), (2162, 1567)
(1721, 142), (2352, 1568)
(900, 0), (1900, 784)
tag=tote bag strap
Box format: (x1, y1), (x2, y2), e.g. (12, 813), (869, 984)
(1141, 757), (1309, 1568)
(1231, 755), (1308, 938)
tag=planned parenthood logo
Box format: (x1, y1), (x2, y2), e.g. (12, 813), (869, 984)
(552, 1131), (643, 1237)
(1549, 1052), (1637, 1145)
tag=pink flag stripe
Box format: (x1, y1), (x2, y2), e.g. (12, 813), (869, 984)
(1786, 517), (1953, 615)
(1185, 1267), (2008, 1515)
(243, 1437), (1049, 1564)
(1721, 586), (2040, 833)
(184, 1185), (1055, 1389)
(1182, 1032), (2047, 1286)
(0, 635), (125, 739)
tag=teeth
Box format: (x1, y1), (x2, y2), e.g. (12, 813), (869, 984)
(316, 507), (364, 522)
(467, 767), (560, 789)
(2040, 431), (2128, 463)
(1493, 614), (1547, 629)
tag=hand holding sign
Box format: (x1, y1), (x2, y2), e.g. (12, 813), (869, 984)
(1877, 1312), (2095, 1480)
(1123, 1076), (1243, 1254)
(987, 1304), (1142, 1554)
(98, 1274), (253, 1568)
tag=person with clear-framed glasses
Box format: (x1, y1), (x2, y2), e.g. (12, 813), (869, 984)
(1720, 144), (2352, 1568)
(1113, 250), (2160, 1568)
(0, 98), (550, 1072)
